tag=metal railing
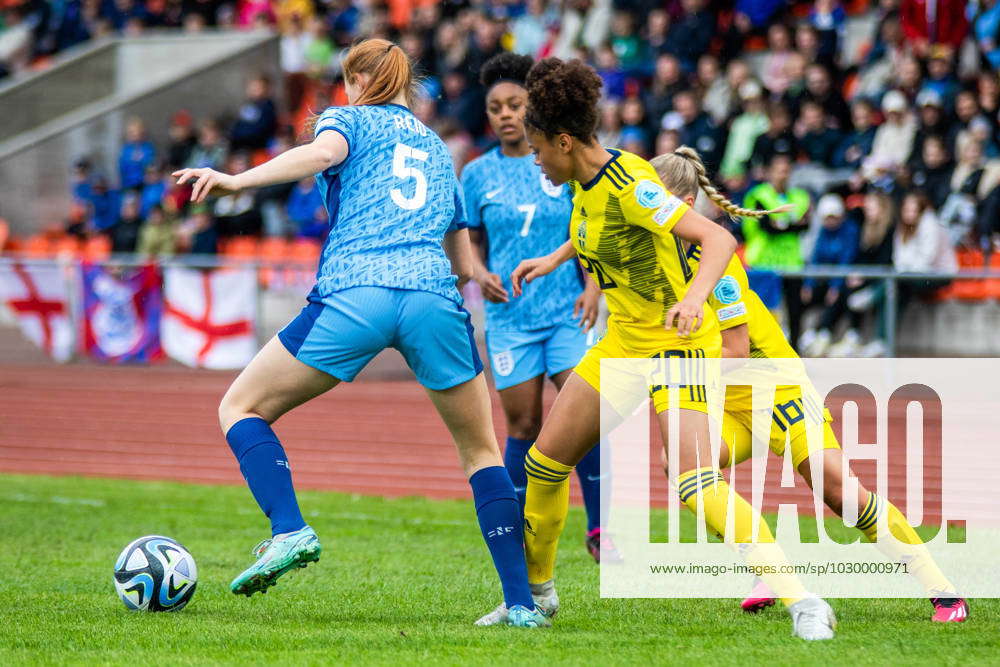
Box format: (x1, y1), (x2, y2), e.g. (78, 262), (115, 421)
(4, 256), (1000, 357)
(770, 265), (1000, 356)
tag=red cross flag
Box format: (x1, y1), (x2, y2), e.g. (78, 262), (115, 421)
(161, 266), (257, 369)
(0, 260), (74, 362)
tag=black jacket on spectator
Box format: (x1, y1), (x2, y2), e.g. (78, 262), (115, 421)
(230, 98), (277, 151)
(908, 122), (951, 168)
(168, 137), (197, 170)
(803, 90), (853, 132)
(438, 88), (485, 137)
(833, 127), (876, 168)
(190, 225), (218, 254)
(751, 130), (798, 171)
(665, 10), (715, 70)
(854, 222), (895, 267)
(799, 128), (843, 166)
(643, 81), (690, 138)
(910, 164), (955, 210)
(679, 113), (726, 175)
(109, 216), (142, 253)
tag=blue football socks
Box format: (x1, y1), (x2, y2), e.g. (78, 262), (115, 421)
(469, 466), (534, 609)
(226, 417), (306, 536)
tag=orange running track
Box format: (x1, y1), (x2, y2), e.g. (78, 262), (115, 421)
(0, 357), (935, 519)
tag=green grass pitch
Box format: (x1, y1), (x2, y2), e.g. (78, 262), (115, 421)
(1, 473), (994, 665)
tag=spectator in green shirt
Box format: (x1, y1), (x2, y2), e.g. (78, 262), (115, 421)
(741, 154), (812, 350)
(137, 204), (178, 258)
(719, 79), (769, 188)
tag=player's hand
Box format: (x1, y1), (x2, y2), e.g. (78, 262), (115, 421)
(172, 168), (241, 203)
(511, 255), (558, 297)
(476, 270), (509, 303)
(665, 297), (703, 337)
(573, 287), (599, 331)
(846, 274), (863, 289)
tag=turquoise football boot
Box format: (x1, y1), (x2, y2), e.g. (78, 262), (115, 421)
(230, 526), (321, 597)
(506, 604), (551, 628)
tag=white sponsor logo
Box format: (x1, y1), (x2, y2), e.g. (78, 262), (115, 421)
(716, 302), (748, 321)
(485, 188), (503, 200)
(492, 350), (515, 376)
(487, 525), (515, 538)
(653, 196), (684, 225)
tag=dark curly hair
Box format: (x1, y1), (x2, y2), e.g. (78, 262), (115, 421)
(524, 58), (603, 142)
(480, 52), (534, 89)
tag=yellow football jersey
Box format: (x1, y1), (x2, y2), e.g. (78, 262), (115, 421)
(687, 244), (838, 469)
(569, 149), (718, 349)
(684, 245), (795, 359)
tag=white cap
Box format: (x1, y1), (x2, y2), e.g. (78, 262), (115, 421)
(738, 79), (763, 101)
(660, 111), (684, 131)
(816, 193), (845, 219)
(916, 88), (943, 108)
(882, 90), (907, 113)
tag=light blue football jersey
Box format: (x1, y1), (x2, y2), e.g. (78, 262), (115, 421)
(312, 104), (465, 303)
(461, 148), (581, 331)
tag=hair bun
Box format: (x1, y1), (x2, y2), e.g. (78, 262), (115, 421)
(524, 58), (603, 141)
(481, 53), (534, 88)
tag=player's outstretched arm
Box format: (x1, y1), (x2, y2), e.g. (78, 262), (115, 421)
(665, 209), (737, 336)
(510, 240), (576, 297)
(173, 131), (349, 203)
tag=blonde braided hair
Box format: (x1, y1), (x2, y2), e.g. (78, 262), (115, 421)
(649, 146), (794, 219)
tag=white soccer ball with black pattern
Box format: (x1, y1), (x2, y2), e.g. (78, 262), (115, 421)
(113, 535), (197, 611)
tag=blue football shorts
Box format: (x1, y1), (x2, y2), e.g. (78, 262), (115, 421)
(278, 286), (483, 391)
(485, 319), (597, 391)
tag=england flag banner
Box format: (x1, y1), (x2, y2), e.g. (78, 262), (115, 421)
(162, 267), (257, 369)
(0, 260), (74, 361)
(80, 263), (163, 362)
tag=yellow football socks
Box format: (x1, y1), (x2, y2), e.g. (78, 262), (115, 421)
(856, 492), (956, 596)
(523, 445), (573, 585)
(676, 466), (808, 606)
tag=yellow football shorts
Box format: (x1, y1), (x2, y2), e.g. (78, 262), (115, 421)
(574, 322), (722, 415)
(721, 390), (841, 470)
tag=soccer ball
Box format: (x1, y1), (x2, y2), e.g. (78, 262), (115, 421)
(113, 535), (197, 611)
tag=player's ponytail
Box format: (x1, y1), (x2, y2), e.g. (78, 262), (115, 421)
(342, 38), (416, 107)
(650, 146), (794, 220)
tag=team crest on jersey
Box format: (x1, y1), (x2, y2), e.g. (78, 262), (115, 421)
(713, 275), (741, 304)
(539, 174), (564, 197)
(576, 220), (588, 251)
(634, 179), (667, 209)
(492, 351), (515, 377)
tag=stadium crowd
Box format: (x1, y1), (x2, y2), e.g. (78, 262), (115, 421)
(5, 0), (1000, 354)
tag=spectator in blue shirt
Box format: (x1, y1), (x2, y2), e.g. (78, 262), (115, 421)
(118, 117), (156, 191)
(88, 176), (121, 232)
(229, 74), (278, 152)
(971, 0), (1000, 68)
(799, 194), (861, 356)
(139, 163), (166, 218)
(834, 99), (877, 168)
(285, 177), (327, 239)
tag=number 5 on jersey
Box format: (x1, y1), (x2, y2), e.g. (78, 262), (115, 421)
(390, 143), (428, 210)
